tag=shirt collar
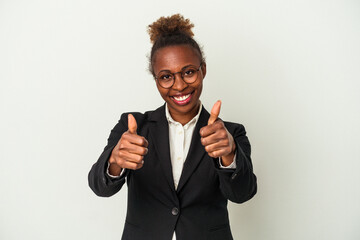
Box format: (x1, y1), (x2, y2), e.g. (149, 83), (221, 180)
(165, 102), (202, 129)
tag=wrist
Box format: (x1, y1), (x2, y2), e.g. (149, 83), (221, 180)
(108, 161), (122, 176)
(221, 143), (236, 166)
(221, 153), (235, 166)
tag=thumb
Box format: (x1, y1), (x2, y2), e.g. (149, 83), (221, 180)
(128, 114), (137, 134)
(208, 100), (221, 125)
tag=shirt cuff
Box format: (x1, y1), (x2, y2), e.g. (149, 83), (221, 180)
(106, 162), (125, 178)
(218, 153), (237, 169)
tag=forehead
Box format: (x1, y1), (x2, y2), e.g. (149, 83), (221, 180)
(153, 45), (201, 73)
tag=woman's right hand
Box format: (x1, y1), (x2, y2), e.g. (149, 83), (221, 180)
(108, 114), (149, 176)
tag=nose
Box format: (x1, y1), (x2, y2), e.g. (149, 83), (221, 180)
(172, 72), (188, 91)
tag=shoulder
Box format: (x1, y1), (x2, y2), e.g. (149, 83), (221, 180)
(200, 105), (246, 135)
(223, 120), (247, 137)
(118, 104), (166, 128)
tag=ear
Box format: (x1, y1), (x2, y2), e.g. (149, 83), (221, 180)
(201, 62), (207, 78)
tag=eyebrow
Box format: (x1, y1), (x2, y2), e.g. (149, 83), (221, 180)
(158, 64), (199, 73)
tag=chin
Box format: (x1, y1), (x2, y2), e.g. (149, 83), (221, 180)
(168, 99), (199, 114)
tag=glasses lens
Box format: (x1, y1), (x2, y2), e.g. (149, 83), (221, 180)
(182, 66), (199, 84)
(157, 72), (174, 88)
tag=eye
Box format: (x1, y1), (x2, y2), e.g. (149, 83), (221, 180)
(158, 73), (173, 81)
(183, 68), (196, 77)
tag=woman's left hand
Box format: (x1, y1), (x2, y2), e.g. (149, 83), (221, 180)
(200, 101), (236, 166)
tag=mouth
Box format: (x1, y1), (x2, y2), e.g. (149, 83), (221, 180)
(171, 92), (193, 105)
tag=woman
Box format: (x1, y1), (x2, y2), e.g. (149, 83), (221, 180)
(88, 14), (257, 240)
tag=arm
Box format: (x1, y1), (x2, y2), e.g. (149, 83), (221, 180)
(214, 123), (257, 203)
(88, 114), (128, 197)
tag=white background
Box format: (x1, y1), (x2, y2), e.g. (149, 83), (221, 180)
(1, 0), (359, 239)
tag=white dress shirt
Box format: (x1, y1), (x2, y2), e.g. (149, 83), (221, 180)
(107, 104), (236, 240)
(165, 104), (236, 240)
(166, 103), (202, 190)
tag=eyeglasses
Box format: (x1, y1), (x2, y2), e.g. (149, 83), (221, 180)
(155, 63), (203, 89)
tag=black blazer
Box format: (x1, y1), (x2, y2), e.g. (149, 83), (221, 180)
(88, 105), (257, 240)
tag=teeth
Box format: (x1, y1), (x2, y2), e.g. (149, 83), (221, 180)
(173, 94), (191, 101)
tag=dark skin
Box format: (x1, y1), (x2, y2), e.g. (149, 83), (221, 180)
(200, 100), (236, 166)
(108, 114), (148, 176)
(153, 45), (204, 125)
(108, 45), (235, 176)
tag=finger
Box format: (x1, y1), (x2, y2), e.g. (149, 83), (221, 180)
(200, 120), (223, 137)
(118, 150), (144, 164)
(208, 100), (221, 125)
(203, 140), (229, 153)
(201, 132), (227, 146)
(208, 149), (230, 158)
(128, 114), (137, 134)
(200, 118), (225, 138)
(119, 131), (149, 148)
(126, 144), (148, 156)
(199, 125), (216, 138)
(122, 160), (143, 170)
(122, 133), (148, 147)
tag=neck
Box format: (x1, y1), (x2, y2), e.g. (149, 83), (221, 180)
(169, 102), (201, 126)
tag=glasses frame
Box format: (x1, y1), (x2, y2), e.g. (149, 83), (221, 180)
(155, 63), (203, 89)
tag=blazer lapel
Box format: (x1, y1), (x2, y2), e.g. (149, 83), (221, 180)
(148, 105), (176, 192)
(176, 107), (210, 193)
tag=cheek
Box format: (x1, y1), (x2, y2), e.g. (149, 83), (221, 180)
(156, 84), (169, 99)
(160, 91), (168, 99)
(195, 81), (203, 95)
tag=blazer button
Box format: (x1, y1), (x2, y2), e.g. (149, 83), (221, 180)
(171, 207), (179, 216)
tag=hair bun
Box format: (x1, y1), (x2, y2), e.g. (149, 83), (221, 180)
(148, 14), (194, 43)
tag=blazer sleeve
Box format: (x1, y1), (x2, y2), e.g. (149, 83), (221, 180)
(88, 113), (130, 197)
(214, 123), (257, 203)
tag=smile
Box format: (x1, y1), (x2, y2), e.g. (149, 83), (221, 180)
(171, 92), (193, 105)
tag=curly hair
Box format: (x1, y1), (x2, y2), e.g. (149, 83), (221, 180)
(148, 14), (205, 76)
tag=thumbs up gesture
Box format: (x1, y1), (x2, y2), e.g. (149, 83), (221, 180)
(200, 101), (236, 166)
(108, 114), (149, 175)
